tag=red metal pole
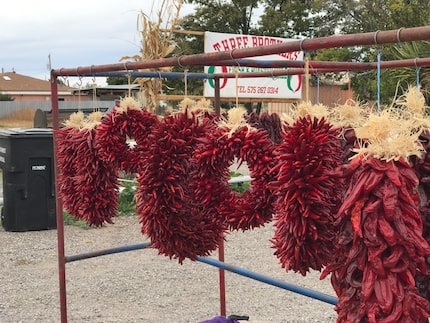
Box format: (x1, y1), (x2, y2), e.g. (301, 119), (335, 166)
(51, 26), (430, 76)
(50, 73), (68, 323)
(214, 77), (221, 115)
(214, 76), (226, 317)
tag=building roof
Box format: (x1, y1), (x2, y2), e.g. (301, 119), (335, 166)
(0, 72), (76, 93)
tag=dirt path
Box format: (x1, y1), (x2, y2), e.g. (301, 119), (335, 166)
(0, 215), (337, 323)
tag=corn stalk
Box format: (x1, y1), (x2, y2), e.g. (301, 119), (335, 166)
(120, 0), (182, 112)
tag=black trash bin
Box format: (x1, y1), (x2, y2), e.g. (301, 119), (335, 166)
(0, 128), (56, 231)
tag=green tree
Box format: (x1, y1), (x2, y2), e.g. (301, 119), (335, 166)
(170, 0), (430, 105)
(106, 76), (129, 85)
(166, 0), (262, 97)
(270, 0), (430, 104)
(257, 0), (315, 38)
(389, 40), (430, 104)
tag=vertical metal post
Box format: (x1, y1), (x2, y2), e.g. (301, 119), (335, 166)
(51, 73), (68, 323)
(305, 56), (310, 102)
(218, 239), (226, 317)
(214, 77), (221, 115)
(213, 75), (226, 316)
(316, 75), (320, 105)
(376, 52), (381, 115)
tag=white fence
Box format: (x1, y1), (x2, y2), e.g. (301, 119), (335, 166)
(0, 101), (116, 118)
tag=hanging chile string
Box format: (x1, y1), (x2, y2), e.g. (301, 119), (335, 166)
(376, 50), (381, 115)
(127, 73), (132, 97)
(235, 67), (239, 108)
(316, 74), (320, 105)
(184, 69), (188, 97)
(305, 56), (310, 102)
(416, 60), (421, 88)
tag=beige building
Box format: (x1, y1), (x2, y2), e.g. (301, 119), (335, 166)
(0, 72), (78, 102)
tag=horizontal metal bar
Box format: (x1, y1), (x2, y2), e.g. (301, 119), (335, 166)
(117, 176), (252, 185)
(65, 240), (338, 306)
(197, 257), (338, 305)
(63, 56), (430, 79)
(65, 242), (151, 263)
(52, 26), (430, 77)
(228, 175), (252, 184)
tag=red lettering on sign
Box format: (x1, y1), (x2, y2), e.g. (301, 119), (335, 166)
(213, 35), (301, 60)
(213, 43), (221, 52)
(221, 39), (230, 51)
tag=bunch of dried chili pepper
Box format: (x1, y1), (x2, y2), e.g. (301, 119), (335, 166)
(55, 116), (84, 218)
(322, 108), (430, 322)
(56, 113), (119, 226)
(95, 98), (159, 174)
(411, 130), (430, 305)
(136, 109), (225, 263)
(246, 111), (283, 144)
(192, 107), (277, 231)
(269, 115), (344, 275)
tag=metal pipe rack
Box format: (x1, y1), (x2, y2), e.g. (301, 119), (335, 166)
(51, 25), (430, 322)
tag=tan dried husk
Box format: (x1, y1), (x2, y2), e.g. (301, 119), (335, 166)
(117, 97), (142, 114)
(353, 108), (424, 161)
(177, 97), (196, 118)
(120, 0), (182, 113)
(193, 98), (213, 114)
(83, 111), (103, 130)
(329, 99), (370, 129)
(218, 106), (253, 137)
(280, 112), (295, 126)
(287, 101), (330, 121)
(175, 97), (214, 119)
(395, 85), (427, 116)
(178, 97), (196, 112)
(394, 85), (430, 131)
(63, 111), (85, 129)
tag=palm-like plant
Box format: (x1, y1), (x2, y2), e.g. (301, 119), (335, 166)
(390, 41), (430, 105)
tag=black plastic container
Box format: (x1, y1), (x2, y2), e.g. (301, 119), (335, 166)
(0, 128), (56, 231)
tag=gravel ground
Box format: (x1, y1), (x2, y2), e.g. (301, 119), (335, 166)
(0, 215), (338, 323)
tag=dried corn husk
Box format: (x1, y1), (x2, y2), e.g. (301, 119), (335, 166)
(120, 0), (183, 113)
(354, 108), (424, 161)
(287, 101), (330, 121)
(63, 111), (85, 129)
(219, 106), (253, 137)
(329, 99), (370, 129)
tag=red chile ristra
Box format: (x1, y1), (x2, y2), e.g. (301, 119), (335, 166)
(246, 111), (283, 144)
(95, 107), (159, 174)
(56, 126), (119, 226)
(192, 123), (277, 232)
(322, 155), (430, 322)
(269, 116), (345, 276)
(411, 130), (430, 308)
(136, 110), (225, 264)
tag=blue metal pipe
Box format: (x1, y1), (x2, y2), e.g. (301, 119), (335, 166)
(65, 241), (338, 305)
(78, 71), (214, 79)
(197, 256), (338, 306)
(66, 242), (151, 263)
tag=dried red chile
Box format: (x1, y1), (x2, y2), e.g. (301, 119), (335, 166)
(270, 116), (344, 275)
(411, 130), (430, 309)
(192, 124), (277, 231)
(323, 156), (430, 322)
(136, 110), (225, 263)
(246, 111), (283, 144)
(56, 126), (119, 226)
(95, 108), (159, 174)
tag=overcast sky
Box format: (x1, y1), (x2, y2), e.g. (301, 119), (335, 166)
(1, 1), (195, 84)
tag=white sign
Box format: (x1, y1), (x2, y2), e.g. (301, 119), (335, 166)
(203, 31), (304, 99)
